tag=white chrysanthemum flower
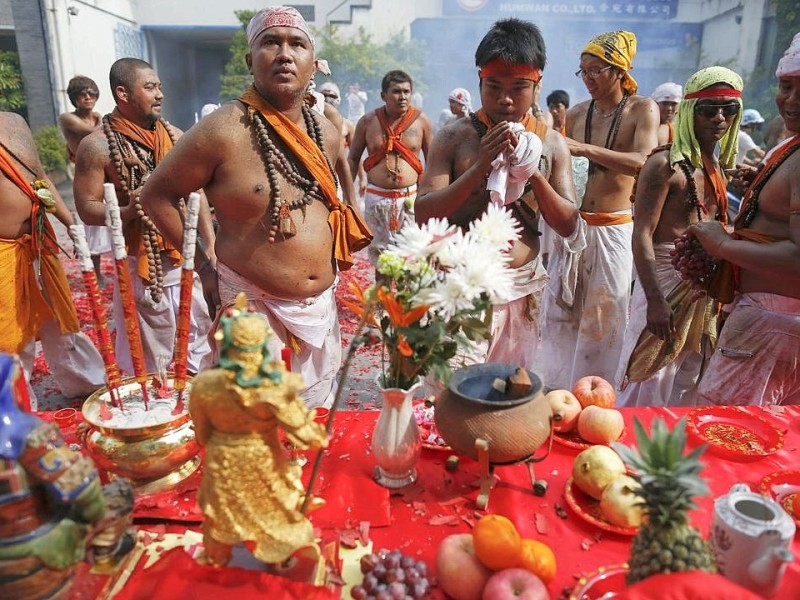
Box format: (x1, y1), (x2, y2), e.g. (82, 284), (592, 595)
(388, 217), (456, 261)
(447, 252), (511, 301)
(433, 228), (470, 269)
(415, 278), (474, 321)
(467, 204), (521, 252)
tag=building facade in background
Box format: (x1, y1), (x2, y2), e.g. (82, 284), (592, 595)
(2, 0), (782, 132)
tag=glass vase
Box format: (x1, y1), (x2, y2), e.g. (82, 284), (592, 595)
(371, 377), (422, 488)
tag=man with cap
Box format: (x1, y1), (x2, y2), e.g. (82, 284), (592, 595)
(448, 87), (472, 120)
(651, 81), (682, 144)
(616, 67), (743, 407)
(537, 30), (660, 390)
(140, 6), (371, 409)
(416, 18), (578, 371)
(689, 33), (800, 405)
(348, 70), (433, 277)
(736, 108), (766, 166)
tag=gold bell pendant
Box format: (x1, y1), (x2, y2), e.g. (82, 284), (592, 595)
(278, 203), (296, 238)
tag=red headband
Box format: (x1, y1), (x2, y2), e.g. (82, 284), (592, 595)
(479, 58), (542, 82)
(684, 88), (742, 100)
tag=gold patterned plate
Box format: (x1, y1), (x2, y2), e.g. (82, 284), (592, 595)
(554, 427), (626, 451)
(759, 470), (800, 530)
(686, 406), (784, 461)
(564, 478), (639, 536)
(413, 401), (451, 451)
(569, 564), (629, 600)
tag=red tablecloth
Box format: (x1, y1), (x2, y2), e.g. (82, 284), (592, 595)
(312, 406), (800, 598)
(39, 406), (800, 598)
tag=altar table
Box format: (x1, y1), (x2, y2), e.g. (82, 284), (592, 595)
(44, 405), (800, 599)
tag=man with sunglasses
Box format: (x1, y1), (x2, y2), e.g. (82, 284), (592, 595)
(416, 18), (578, 371)
(616, 67), (743, 407)
(690, 34), (800, 405)
(59, 76), (111, 287)
(537, 31), (660, 391)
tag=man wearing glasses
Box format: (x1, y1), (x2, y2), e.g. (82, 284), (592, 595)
(538, 30), (659, 390)
(691, 35), (800, 405)
(616, 67), (743, 407)
(59, 76), (111, 287)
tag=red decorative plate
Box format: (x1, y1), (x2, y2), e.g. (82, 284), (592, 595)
(554, 428), (626, 451)
(686, 406), (784, 460)
(564, 478), (639, 536)
(569, 564), (629, 600)
(759, 470), (800, 529)
(413, 401), (451, 451)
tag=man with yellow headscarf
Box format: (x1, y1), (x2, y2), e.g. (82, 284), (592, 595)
(537, 30), (660, 391)
(690, 34), (800, 406)
(615, 66), (743, 407)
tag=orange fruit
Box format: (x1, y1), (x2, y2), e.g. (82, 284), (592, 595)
(792, 493), (800, 517)
(472, 514), (522, 571)
(518, 538), (557, 583)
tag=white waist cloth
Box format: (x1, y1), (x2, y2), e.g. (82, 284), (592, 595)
(697, 292), (800, 406)
(215, 262), (341, 409)
(217, 263), (335, 350)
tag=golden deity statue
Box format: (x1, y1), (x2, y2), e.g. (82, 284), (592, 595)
(189, 294), (328, 567)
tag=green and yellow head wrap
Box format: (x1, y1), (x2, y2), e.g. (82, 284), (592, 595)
(669, 66), (743, 170)
(582, 31), (638, 95)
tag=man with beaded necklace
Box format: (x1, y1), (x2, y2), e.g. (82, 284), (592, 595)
(615, 67), (743, 407)
(537, 31), (660, 390)
(140, 7), (371, 409)
(73, 58), (215, 377)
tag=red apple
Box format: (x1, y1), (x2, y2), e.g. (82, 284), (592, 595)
(572, 375), (616, 408)
(436, 533), (493, 600)
(481, 568), (548, 600)
(545, 389), (582, 433)
(577, 405), (625, 444)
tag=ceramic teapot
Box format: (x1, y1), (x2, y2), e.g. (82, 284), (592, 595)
(709, 483), (795, 597)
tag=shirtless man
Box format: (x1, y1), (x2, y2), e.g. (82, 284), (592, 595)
(690, 36), (800, 405)
(58, 75), (111, 287)
(348, 70), (433, 272)
(538, 30), (660, 390)
(651, 81), (682, 144)
(73, 58), (214, 377)
(0, 111), (105, 405)
(616, 68), (744, 407)
(546, 89), (570, 135)
(416, 18), (578, 370)
(140, 7), (371, 409)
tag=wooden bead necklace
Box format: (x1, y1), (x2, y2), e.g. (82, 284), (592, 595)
(586, 93), (629, 176)
(248, 104), (337, 242)
(102, 115), (177, 303)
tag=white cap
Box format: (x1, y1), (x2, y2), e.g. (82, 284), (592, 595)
(651, 82), (682, 103)
(741, 108), (765, 126)
(200, 103), (220, 118)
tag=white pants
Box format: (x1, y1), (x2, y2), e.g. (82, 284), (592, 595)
(113, 258), (212, 376)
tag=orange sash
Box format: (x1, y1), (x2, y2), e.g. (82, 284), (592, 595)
(363, 106), (423, 174)
(239, 87), (372, 270)
(700, 154), (729, 226)
(580, 211), (634, 226)
(667, 122), (674, 143)
(707, 135), (800, 303)
(106, 109), (182, 281)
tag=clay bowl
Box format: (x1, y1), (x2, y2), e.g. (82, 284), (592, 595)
(81, 374), (200, 494)
(434, 363), (552, 464)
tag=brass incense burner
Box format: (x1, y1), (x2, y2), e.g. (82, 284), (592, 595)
(81, 374), (200, 494)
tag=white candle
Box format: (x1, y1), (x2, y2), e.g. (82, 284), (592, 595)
(68, 221), (94, 272)
(182, 192), (200, 269)
(103, 183), (127, 261)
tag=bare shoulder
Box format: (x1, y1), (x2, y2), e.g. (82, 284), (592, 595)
(542, 126), (569, 155)
(76, 128), (110, 161)
(417, 110), (433, 126)
(0, 111), (33, 145)
(629, 95), (659, 117)
(567, 100), (591, 120)
(437, 117), (476, 148)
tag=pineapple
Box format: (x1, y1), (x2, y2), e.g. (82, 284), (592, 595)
(612, 417), (717, 585)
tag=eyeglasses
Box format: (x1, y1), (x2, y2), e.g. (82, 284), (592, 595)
(694, 103), (740, 119)
(79, 89), (99, 98)
(575, 66), (613, 80)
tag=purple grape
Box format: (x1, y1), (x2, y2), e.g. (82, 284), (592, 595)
(414, 561), (428, 577)
(404, 568), (421, 586)
(374, 591), (391, 600)
(411, 580), (429, 599)
(386, 568), (405, 584)
(363, 573), (378, 592)
(388, 582), (406, 600)
(351, 585), (368, 600)
(373, 563), (388, 581)
(361, 554), (378, 574)
(400, 555), (416, 569)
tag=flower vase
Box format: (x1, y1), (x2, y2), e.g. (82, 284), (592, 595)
(371, 378), (423, 488)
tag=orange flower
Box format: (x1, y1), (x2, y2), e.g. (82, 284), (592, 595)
(397, 334), (412, 357)
(377, 288), (428, 327)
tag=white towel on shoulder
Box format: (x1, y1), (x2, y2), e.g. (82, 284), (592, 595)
(487, 123), (543, 206)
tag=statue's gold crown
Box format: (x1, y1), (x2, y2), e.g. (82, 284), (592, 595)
(216, 292), (274, 352)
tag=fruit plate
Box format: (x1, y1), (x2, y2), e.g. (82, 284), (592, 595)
(554, 428), (626, 451)
(759, 470), (800, 529)
(564, 478), (639, 536)
(569, 564), (629, 600)
(686, 406), (784, 460)
(412, 401), (451, 451)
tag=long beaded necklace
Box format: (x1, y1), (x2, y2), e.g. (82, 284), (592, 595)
(102, 115), (177, 303)
(676, 160), (723, 223)
(586, 93), (629, 176)
(248, 104), (337, 242)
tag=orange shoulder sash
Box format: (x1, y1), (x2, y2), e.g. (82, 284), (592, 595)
(363, 106), (423, 175)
